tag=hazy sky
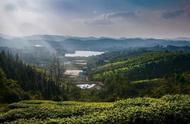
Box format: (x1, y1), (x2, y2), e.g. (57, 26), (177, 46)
(0, 0), (190, 38)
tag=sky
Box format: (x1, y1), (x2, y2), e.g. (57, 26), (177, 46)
(0, 0), (190, 38)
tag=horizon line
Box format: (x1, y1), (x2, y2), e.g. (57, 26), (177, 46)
(0, 33), (190, 40)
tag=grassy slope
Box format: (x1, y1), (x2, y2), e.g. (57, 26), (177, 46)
(0, 95), (190, 124)
(91, 52), (190, 81)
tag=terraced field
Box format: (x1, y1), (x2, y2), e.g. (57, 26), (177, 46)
(1, 95), (190, 124)
(91, 52), (190, 81)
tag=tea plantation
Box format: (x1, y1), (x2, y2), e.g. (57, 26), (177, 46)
(0, 95), (190, 124)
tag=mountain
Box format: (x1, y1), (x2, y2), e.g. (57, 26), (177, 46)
(175, 37), (190, 41)
(0, 35), (190, 53)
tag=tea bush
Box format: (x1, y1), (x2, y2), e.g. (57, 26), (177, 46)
(1, 95), (190, 124)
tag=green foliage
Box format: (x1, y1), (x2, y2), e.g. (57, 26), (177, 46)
(1, 95), (190, 124)
(91, 52), (190, 81)
(87, 46), (190, 71)
(0, 100), (112, 123)
(99, 73), (190, 100)
(0, 51), (68, 103)
(88, 52), (190, 100)
(0, 68), (26, 103)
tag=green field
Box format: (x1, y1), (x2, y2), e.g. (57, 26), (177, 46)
(0, 95), (190, 124)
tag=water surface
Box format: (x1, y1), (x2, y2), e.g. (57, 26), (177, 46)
(65, 51), (104, 57)
(64, 70), (83, 76)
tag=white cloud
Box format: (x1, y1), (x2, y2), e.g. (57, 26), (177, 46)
(0, 0), (190, 38)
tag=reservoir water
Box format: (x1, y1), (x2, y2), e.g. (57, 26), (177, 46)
(64, 70), (83, 76)
(65, 51), (104, 57)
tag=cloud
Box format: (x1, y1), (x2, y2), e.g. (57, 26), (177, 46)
(107, 11), (139, 19)
(4, 4), (17, 12)
(85, 19), (112, 26)
(127, 0), (185, 10)
(162, 10), (185, 19)
(0, 0), (190, 38)
(84, 14), (112, 26)
(184, 0), (190, 16)
(85, 11), (139, 26)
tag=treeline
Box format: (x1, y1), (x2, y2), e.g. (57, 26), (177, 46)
(0, 68), (25, 103)
(0, 51), (80, 103)
(0, 46), (56, 67)
(96, 72), (190, 101)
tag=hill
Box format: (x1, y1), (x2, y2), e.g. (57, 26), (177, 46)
(90, 52), (190, 81)
(87, 52), (190, 100)
(87, 45), (190, 68)
(0, 51), (75, 103)
(1, 35), (190, 53)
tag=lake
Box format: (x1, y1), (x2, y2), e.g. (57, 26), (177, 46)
(64, 70), (83, 76)
(65, 51), (104, 57)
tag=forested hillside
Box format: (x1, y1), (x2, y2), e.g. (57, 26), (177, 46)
(0, 68), (25, 103)
(87, 46), (190, 68)
(1, 50), (190, 103)
(0, 51), (80, 103)
(88, 52), (190, 100)
(91, 52), (190, 81)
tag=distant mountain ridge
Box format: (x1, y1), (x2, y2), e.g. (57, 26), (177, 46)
(0, 34), (190, 52)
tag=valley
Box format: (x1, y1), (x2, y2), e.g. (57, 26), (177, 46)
(64, 50), (104, 89)
(1, 0), (190, 123)
(1, 35), (190, 123)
